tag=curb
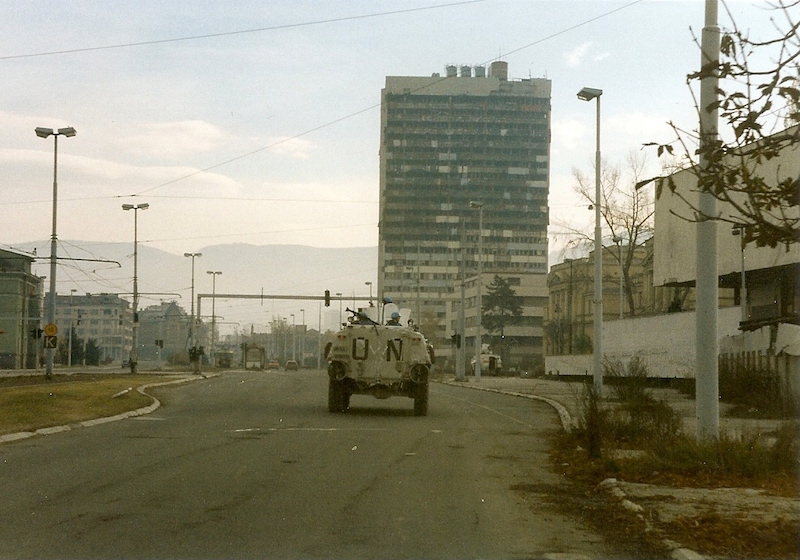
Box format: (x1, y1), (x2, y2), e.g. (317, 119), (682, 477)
(439, 379), (574, 431)
(597, 478), (707, 560)
(0, 374), (218, 445)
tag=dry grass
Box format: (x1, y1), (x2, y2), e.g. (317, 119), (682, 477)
(0, 374), (179, 435)
(551, 432), (800, 558)
(665, 514), (799, 559)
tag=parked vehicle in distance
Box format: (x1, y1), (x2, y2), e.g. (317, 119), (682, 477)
(266, 359), (281, 370)
(284, 360), (299, 371)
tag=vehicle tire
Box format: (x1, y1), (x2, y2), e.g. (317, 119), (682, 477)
(328, 378), (347, 413)
(413, 383), (429, 417)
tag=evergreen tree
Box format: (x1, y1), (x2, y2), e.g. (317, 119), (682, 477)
(482, 276), (523, 365)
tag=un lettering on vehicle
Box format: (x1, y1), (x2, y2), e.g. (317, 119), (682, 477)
(385, 338), (403, 361)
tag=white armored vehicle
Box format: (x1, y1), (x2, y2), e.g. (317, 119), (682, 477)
(326, 305), (432, 416)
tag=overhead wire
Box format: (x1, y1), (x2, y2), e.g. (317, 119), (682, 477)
(0, 1), (488, 61)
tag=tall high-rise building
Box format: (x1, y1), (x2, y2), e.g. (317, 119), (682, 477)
(378, 62), (551, 368)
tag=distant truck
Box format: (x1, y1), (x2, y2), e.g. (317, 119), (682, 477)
(243, 344), (266, 369)
(326, 306), (432, 416)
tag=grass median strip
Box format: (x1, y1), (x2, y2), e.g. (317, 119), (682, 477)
(0, 374), (183, 436)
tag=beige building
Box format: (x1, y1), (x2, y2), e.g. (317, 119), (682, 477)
(544, 238), (736, 356)
(445, 271), (547, 371)
(54, 293), (131, 364)
(138, 301), (192, 363)
(0, 248), (42, 369)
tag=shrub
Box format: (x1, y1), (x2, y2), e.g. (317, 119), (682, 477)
(606, 355), (650, 404)
(720, 362), (797, 418)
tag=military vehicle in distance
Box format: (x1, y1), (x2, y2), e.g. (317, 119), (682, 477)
(326, 305), (432, 416)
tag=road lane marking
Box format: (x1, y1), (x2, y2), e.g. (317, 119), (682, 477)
(230, 427), (388, 433)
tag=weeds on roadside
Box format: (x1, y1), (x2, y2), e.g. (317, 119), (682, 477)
(568, 356), (799, 483)
(651, 421), (799, 478)
(720, 362), (798, 418)
(575, 358), (683, 455)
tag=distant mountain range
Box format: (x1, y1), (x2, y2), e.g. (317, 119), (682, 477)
(9, 239), (567, 332)
(11, 240), (378, 331)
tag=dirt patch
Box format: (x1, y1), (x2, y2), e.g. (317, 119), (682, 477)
(664, 515), (799, 558)
(551, 435), (800, 559)
(512, 478), (671, 559)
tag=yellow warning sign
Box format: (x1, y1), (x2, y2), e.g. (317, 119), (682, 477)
(44, 323), (58, 337)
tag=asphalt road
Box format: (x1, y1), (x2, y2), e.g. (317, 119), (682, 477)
(0, 370), (617, 559)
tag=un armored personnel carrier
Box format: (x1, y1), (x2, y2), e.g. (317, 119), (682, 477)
(326, 306), (431, 416)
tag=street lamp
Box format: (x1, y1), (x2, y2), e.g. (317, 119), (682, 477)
(577, 86), (604, 395)
(365, 281), (373, 306)
(184, 252), (202, 372)
(122, 203), (149, 373)
(469, 201), (483, 381)
(300, 308), (305, 366)
(69, 288), (77, 367)
(207, 270), (222, 366)
(35, 126), (76, 378)
(613, 235), (623, 319)
(291, 314), (296, 361)
(732, 226), (747, 323)
(335, 292), (343, 326)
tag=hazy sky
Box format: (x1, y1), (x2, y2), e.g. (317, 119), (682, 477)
(0, 1), (781, 330)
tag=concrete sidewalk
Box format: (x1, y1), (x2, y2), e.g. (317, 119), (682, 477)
(441, 374), (791, 439)
(441, 375), (798, 560)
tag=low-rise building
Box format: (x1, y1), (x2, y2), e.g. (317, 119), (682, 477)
(445, 271), (547, 372)
(0, 248), (42, 369)
(54, 293), (131, 364)
(138, 301), (191, 363)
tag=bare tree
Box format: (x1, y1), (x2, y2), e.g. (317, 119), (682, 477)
(648, 0), (799, 248)
(557, 149), (655, 316)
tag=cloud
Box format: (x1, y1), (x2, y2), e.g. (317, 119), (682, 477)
(123, 121), (228, 159)
(265, 137), (315, 160)
(564, 42), (593, 67)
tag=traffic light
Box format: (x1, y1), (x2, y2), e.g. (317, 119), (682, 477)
(324, 289), (331, 307)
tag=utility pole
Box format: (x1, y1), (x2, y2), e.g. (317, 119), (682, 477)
(696, 0), (721, 441)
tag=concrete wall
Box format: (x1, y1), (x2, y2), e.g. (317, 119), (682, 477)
(545, 306), (742, 378)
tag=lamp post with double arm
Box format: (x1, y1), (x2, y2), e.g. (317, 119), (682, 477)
(123, 203), (148, 373)
(35, 126), (76, 378)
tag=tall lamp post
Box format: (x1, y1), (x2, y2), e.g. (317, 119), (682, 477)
(613, 235), (624, 319)
(35, 126), (76, 378)
(207, 270), (222, 366)
(184, 252), (202, 372)
(336, 292), (343, 326)
(577, 86), (604, 395)
(122, 203), (149, 373)
(695, 0), (721, 441)
(290, 314), (296, 361)
(68, 288), (77, 367)
(469, 201), (483, 381)
(300, 308), (305, 366)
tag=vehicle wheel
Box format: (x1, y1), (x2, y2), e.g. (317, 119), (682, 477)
(413, 383), (428, 417)
(328, 378), (347, 413)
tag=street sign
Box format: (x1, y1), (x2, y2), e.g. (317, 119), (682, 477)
(44, 323), (58, 337)
(44, 335), (58, 349)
